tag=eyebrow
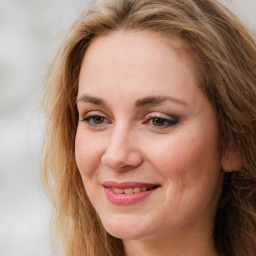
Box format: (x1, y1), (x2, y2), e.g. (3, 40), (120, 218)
(76, 94), (188, 107)
(76, 95), (106, 106)
(135, 96), (188, 107)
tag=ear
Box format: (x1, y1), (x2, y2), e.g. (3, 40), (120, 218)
(221, 147), (243, 172)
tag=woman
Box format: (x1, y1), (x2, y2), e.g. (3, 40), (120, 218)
(41, 0), (256, 255)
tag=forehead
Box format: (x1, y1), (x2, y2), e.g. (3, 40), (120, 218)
(82, 30), (192, 68)
(77, 30), (214, 122)
(78, 30), (197, 95)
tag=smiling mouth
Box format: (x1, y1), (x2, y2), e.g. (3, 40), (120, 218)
(107, 186), (159, 194)
(103, 182), (160, 205)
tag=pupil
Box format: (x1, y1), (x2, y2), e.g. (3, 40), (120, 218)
(93, 116), (104, 124)
(153, 118), (164, 126)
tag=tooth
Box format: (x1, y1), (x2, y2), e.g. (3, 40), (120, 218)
(113, 188), (124, 194)
(141, 187), (147, 192)
(123, 188), (133, 194)
(134, 187), (141, 193)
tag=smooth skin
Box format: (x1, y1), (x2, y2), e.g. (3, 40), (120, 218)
(75, 30), (224, 256)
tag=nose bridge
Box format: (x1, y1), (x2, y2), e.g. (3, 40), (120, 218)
(101, 121), (142, 170)
(113, 122), (129, 147)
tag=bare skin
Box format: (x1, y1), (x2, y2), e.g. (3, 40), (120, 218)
(76, 30), (223, 256)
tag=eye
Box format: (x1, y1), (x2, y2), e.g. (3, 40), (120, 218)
(152, 117), (169, 126)
(144, 113), (177, 129)
(90, 116), (105, 124)
(79, 112), (110, 128)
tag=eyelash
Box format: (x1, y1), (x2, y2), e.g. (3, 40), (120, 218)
(80, 113), (110, 127)
(143, 114), (177, 128)
(79, 112), (177, 129)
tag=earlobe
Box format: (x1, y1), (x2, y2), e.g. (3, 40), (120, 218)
(221, 148), (243, 172)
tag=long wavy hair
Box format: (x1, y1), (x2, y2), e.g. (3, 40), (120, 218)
(41, 0), (256, 255)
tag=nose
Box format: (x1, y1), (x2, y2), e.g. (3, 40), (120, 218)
(101, 125), (143, 171)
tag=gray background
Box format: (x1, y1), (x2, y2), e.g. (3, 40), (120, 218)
(0, 0), (255, 255)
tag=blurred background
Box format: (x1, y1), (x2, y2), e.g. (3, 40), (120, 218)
(0, 0), (255, 255)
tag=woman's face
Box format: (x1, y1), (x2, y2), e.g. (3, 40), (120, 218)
(75, 31), (223, 241)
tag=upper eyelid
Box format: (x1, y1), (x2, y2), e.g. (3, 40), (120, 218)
(79, 110), (177, 121)
(145, 112), (177, 120)
(80, 110), (109, 119)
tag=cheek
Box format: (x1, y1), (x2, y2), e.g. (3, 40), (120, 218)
(75, 129), (107, 207)
(144, 128), (221, 187)
(145, 129), (222, 221)
(75, 128), (103, 178)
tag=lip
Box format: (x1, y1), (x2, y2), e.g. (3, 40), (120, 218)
(102, 181), (160, 205)
(102, 181), (160, 189)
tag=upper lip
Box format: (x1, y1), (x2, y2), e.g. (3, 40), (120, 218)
(102, 181), (160, 189)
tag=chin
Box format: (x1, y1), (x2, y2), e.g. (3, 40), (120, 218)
(100, 216), (156, 240)
(106, 227), (145, 240)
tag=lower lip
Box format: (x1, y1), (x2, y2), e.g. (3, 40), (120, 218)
(104, 187), (157, 205)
